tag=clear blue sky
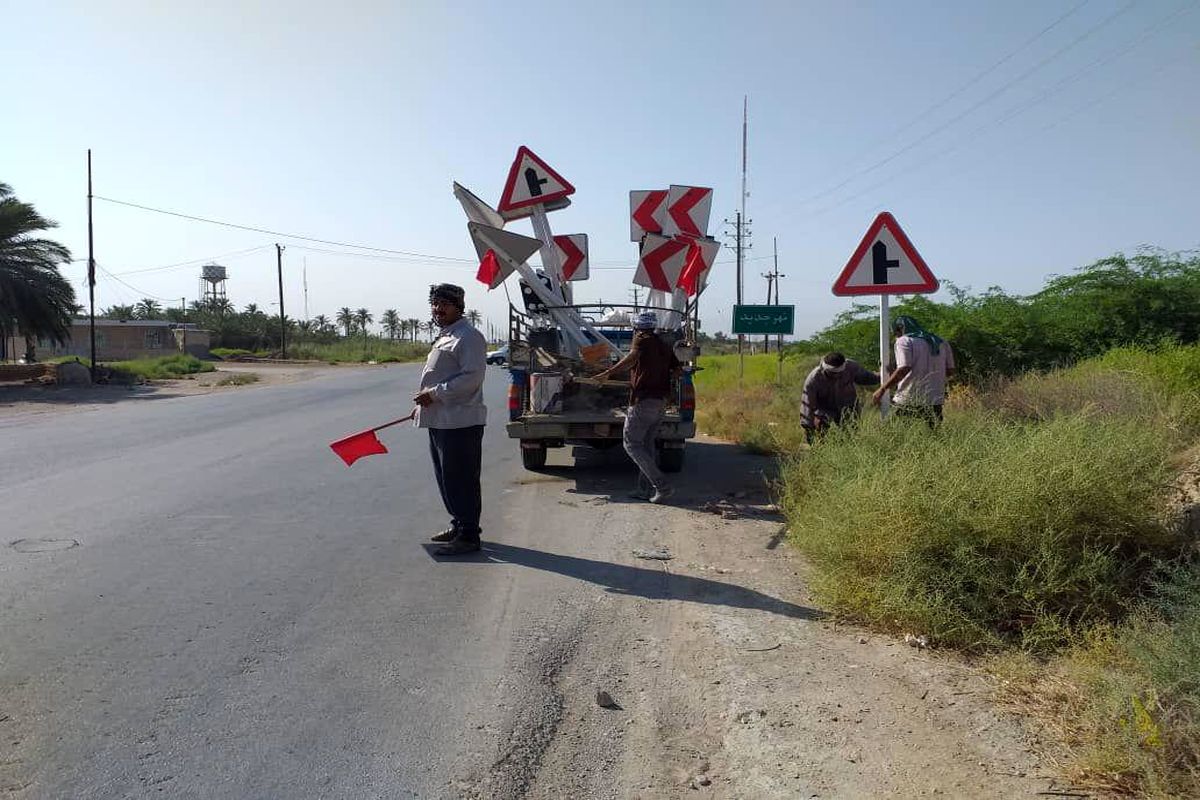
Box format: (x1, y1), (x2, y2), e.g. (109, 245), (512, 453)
(4, 0), (1198, 337)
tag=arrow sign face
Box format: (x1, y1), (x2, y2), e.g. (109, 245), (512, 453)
(497, 146), (575, 217)
(453, 182), (505, 229)
(551, 234), (588, 281)
(832, 212), (938, 296)
(629, 189), (668, 242)
(634, 234), (689, 292)
(661, 185), (713, 238)
(468, 222), (545, 290)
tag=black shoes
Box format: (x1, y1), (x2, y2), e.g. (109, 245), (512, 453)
(430, 528), (457, 543)
(436, 538), (482, 556)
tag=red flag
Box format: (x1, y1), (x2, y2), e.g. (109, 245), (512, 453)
(476, 249), (502, 288)
(677, 241), (705, 297)
(329, 429), (389, 467)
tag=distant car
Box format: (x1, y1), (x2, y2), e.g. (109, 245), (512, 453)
(486, 344), (509, 365)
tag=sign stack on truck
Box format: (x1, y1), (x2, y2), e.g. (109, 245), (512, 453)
(452, 146), (718, 470)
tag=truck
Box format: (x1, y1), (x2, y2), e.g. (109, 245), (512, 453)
(502, 302), (698, 471)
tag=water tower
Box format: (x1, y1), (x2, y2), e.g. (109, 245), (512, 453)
(199, 263), (228, 305)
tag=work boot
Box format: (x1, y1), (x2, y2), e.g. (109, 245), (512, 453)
(628, 476), (653, 501)
(649, 484), (675, 505)
(436, 537), (482, 556)
(429, 527), (457, 543)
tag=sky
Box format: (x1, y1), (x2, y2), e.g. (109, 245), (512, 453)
(4, 0), (1198, 338)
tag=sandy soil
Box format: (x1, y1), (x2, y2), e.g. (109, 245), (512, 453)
(503, 440), (1088, 799)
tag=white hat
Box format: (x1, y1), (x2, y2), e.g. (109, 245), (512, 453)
(633, 312), (658, 330)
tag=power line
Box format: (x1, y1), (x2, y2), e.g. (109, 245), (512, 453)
(799, 0), (1136, 206)
(94, 195), (472, 262)
(111, 244), (274, 277)
(807, 0), (1093, 194)
(798, 1), (1194, 222)
(96, 264), (179, 303)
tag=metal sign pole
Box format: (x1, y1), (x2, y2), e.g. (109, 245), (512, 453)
(878, 294), (891, 419)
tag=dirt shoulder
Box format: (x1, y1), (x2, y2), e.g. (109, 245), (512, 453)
(0, 362), (372, 420)
(509, 438), (1072, 799)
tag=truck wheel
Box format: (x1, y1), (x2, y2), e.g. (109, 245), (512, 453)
(656, 446), (685, 473)
(521, 444), (548, 470)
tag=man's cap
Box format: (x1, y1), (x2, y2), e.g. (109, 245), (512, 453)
(429, 283), (466, 308)
(633, 311), (658, 330)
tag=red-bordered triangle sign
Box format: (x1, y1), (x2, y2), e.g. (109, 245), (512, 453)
(498, 146), (575, 215)
(832, 212), (939, 297)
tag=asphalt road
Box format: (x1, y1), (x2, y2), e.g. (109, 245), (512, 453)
(0, 364), (643, 799)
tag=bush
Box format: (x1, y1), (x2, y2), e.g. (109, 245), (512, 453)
(106, 354), (215, 381)
(960, 345), (1200, 444)
(782, 412), (1184, 653)
(997, 563), (1200, 797)
(693, 353), (815, 453)
(287, 340), (428, 363)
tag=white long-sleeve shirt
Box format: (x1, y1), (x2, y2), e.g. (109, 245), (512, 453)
(414, 318), (488, 429)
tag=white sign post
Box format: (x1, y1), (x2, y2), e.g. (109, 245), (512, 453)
(833, 212), (939, 419)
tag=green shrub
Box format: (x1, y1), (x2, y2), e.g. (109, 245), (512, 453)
(106, 354), (215, 381)
(996, 563), (1200, 798)
(210, 347), (260, 358)
(693, 353), (815, 452)
(963, 345), (1200, 444)
(782, 412), (1183, 653)
(287, 340), (428, 363)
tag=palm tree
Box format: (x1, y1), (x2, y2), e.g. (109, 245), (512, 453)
(102, 304), (136, 320)
(336, 307), (354, 338)
(399, 319), (411, 342)
(134, 298), (162, 319)
(381, 309), (401, 341)
(353, 308), (373, 337)
(420, 320), (437, 342)
(313, 313), (330, 332)
(408, 318), (421, 342)
(466, 309), (482, 328)
(0, 183), (76, 358)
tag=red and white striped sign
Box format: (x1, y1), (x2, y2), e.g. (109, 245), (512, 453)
(661, 185), (713, 238)
(634, 234), (689, 292)
(629, 189), (668, 242)
(551, 234), (589, 281)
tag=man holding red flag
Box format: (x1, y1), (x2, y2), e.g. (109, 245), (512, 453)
(413, 284), (488, 555)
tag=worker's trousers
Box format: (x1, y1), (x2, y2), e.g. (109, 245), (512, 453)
(623, 398), (666, 489)
(428, 425), (485, 540)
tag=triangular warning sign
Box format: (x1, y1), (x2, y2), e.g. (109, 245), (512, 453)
(468, 222), (544, 290)
(453, 181), (505, 229)
(832, 212), (939, 297)
(497, 146), (575, 216)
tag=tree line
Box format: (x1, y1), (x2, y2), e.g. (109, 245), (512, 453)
(797, 249), (1200, 383)
(101, 298), (484, 352)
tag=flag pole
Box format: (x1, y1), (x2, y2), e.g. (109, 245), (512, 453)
(87, 149), (96, 379)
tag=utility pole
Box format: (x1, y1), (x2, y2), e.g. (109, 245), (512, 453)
(772, 237), (786, 356)
(736, 96), (747, 373)
(629, 286), (641, 309)
(761, 268), (774, 354)
(275, 244), (287, 359)
(87, 149), (96, 378)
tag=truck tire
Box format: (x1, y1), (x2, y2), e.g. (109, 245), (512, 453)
(656, 445), (685, 473)
(521, 444), (548, 470)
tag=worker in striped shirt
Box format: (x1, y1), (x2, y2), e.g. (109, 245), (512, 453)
(800, 352), (880, 443)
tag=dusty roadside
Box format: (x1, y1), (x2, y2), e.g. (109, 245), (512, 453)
(478, 437), (1081, 799)
(0, 362), (375, 419)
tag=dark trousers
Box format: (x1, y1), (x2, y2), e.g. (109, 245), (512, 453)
(893, 403), (943, 428)
(428, 426), (485, 540)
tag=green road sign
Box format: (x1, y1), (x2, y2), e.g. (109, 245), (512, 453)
(732, 304), (795, 335)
